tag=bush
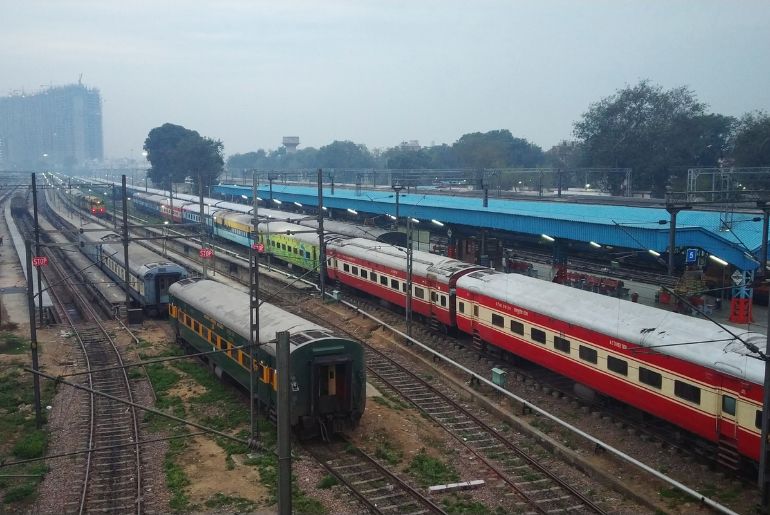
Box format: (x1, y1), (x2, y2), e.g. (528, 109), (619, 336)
(12, 430), (46, 459)
(317, 474), (339, 489)
(3, 483), (36, 503)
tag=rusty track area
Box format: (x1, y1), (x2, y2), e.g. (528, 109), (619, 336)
(39, 237), (143, 514)
(304, 436), (445, 515)
(364, 346), (607, 514)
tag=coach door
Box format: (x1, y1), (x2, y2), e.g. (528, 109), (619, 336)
(312, 357), (352, 416)
(717, 389), (738, 441)
(426, 272), (438, 318)
(156, 273), (181, 304)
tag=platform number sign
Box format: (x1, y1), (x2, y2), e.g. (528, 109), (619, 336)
(32, 256), (48, 267)
(685, 248), (697, 264)
(198, 248), (214, 259)
(251, 242), (265, 253)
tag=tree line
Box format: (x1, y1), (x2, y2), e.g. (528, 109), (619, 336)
(144, 80), (770, 197)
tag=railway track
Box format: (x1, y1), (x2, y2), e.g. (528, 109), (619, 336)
(37, 232), (143, 514)
(305, 436), (444, 515)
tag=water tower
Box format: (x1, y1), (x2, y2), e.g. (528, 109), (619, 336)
(282, 136), (299, 153)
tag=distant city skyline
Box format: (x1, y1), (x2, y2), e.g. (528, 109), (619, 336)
(1, 1), (769, 160)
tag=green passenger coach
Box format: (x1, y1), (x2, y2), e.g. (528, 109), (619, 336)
(168, 278), (366, 436)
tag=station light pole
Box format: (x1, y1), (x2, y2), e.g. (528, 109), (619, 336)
(249, 173), (261, 447)
(392, 181), (403, 230)
(317, 169), (327, 301)
(406, 216), (414, 340)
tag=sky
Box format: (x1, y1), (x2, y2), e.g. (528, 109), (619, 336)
(2, 0), (769, 160)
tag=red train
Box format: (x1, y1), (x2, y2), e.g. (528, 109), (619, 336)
(327, 237), (766, 467)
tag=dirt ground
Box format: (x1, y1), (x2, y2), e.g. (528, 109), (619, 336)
(180, 435), (269, 506)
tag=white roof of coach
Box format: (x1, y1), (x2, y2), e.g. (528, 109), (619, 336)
(80, 224), (187, 278)
(328, 237), (480, 284)
(170, 279), (332, 352)
(457, 270), (766, 385)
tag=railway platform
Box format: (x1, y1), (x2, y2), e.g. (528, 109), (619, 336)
(0, 199), (30, 329)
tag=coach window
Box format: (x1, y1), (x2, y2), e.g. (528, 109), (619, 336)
(578, 345), (597, 364)
(674, 380), (700, 404)
(473, 305), (479, 317)
(361, 269), (368, 279)
(721, 395), (736, 416)
(510, 320), (524, 335)
(343, 264), (350, 273)
(352, 266), (358, 275)
(757, 410), (763, 429)
(459, 302), (465, 313)
(431, 291), (438, 302)
(402, 283), (407, 293)
(607, 355), (628, 376)
(639, 367), (662, 389)
(554, 336), (570, 353)
(440, 296), (447, 307)
(380, 276), (388, 286)
(491, 313), (504, 328)
(390, 278), (399, 289)
(370, 272), (377, 282)
(531, 328), (546, 344)
(414, 287), (424, 299)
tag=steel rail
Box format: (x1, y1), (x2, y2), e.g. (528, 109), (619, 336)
(303, 436), (446, 515)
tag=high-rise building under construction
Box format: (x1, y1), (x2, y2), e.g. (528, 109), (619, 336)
(0, 83), (103, 169)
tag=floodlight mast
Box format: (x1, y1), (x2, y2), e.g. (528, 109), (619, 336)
(318, 168), (327, 300)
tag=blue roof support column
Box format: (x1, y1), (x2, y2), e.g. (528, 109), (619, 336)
(666, 203), (692, 276)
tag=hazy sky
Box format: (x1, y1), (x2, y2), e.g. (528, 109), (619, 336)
(3, 0), (769, 160)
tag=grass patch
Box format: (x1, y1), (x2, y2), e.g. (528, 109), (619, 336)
(406, 449), (459, 487)
(317, 474), (339, 489)
(165, 437), (190, 511)
(204, 492), (256, 512)
(375, 440), (403, 465)
(0, 332), (27, 355)
(172, 361), (249, 430)
(442, 494), (499, 514)
(659, 486), (691, 507)
(12, 430), (47, 459)
(3, 483), (36, 504)
(146, 363), (181, 393)
(0, 362), (51, 513)
(372, 391), (411, 411)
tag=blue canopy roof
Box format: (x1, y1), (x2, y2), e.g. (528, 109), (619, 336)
(214, 184), (765, 271)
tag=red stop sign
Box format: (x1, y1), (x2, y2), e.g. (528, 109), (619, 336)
(199, 248), (214, 258)
(32, 256), (49, 267)
(252, 242), (265, 253)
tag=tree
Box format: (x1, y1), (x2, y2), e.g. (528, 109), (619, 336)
(573, 80), (729, 196)
(316, 140), (375, 169)
(544, 140), (585, 170)
(144, 123), (224, 189)
(382, 148), (432, 169)
(731, 111), (770, 167)
(452, 130), (544, 169)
